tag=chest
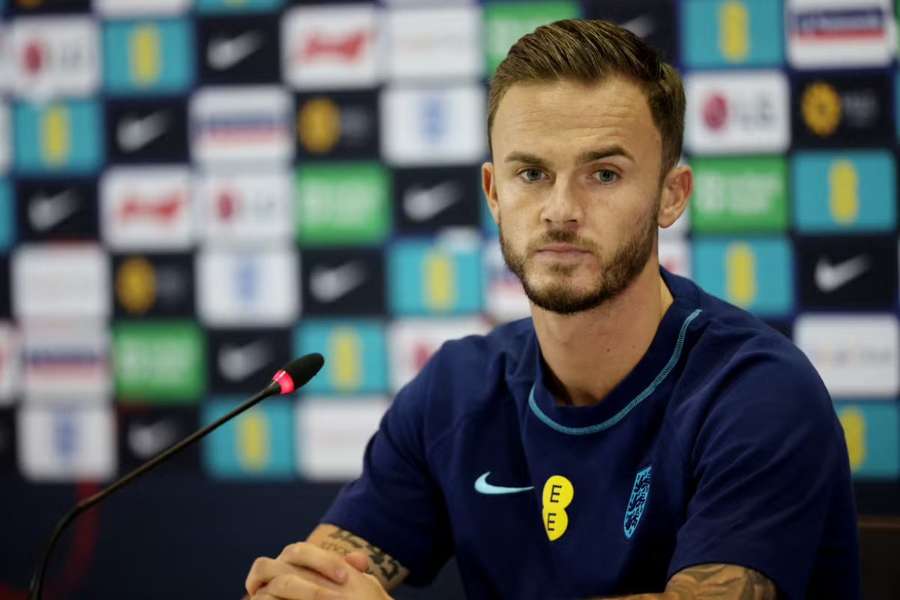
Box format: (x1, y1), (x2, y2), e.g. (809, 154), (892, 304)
(432, 404), (687, 597)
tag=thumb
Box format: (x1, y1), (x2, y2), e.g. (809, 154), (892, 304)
(344, 551), (370, 573)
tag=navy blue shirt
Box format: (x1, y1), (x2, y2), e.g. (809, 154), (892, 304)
(323, 269), (860, 599)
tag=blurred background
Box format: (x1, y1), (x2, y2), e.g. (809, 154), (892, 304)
(1, 0), (899, 598)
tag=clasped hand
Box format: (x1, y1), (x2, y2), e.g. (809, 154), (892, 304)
(245, 542), (393, 600)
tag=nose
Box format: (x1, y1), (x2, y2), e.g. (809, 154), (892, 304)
(540, 177), (582, 228)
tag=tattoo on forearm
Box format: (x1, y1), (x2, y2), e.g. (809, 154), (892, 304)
(323, 528), (402, 583)
(598, 563), (777, 600)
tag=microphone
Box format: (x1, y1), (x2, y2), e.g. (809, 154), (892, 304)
(27, 353), (325, 600)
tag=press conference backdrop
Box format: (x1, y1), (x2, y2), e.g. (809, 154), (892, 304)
(1, 0), (899, 597)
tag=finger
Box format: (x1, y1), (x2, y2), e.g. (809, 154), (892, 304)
(246, 557), (296, 596)
(277, 543), (349, 584)
(344, 552), (369, 573)
(266, 573), (343, 600)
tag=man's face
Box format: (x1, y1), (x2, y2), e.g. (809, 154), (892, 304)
(484, 76), (665, 315)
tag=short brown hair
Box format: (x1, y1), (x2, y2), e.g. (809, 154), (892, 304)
(488, 19), (685, 173)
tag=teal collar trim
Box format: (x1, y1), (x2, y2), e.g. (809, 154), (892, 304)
(528, 308), (702, 436)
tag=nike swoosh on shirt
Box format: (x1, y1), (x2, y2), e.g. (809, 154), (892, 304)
(219, 340), (272, 382)
(403, 181), (461, 222)
(814, 255), (870, 293)
(474, 471), (534, 495)
(117, 112), (169, 153)
(310, 262), (368, 303)
(29, 190), (79, 231)
(208, 31), (263, 71)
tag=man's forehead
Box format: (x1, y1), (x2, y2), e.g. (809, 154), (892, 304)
(492, 77), (658, 157)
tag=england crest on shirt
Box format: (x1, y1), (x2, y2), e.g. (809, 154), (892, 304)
(624, 465), (652, 539)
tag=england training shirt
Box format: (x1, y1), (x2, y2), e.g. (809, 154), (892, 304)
(322, 268), (860, 599)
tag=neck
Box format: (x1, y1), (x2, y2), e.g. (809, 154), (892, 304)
(531, 260), (673, 407)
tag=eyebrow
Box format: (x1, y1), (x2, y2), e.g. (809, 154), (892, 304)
(504, 146), (634, 165)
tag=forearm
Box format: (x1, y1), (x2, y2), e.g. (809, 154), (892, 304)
(588, 563), (778, 600)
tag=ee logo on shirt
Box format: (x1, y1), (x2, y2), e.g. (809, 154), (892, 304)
(542, 475), (574, 542)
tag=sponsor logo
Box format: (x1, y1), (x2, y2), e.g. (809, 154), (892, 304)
(282, 6), (379, 90)
(792, 151), (895, 232)
(113, 321), (205, 402)
(685, 71), (789, 154)
(836, 402), (899, 478)
(203, 398), (293, 478)
(17, 179), (98, 241)
(101, 166), (193, 250)
(583, 1), (677, 60)
(14, 100), (103, 174)
(107, 99), (188, 163)
(542, 474), (574, 541)
(386, 6), (482, 80)
(388, 318), (489, 391)
(796, 236), (896, 309)
(94, 0), (190, 16)
(296, 162), (390, 245)
(794, 74), (891, 146)
(22, 320), (109, 402)
(295, 396), (388, 480)
(484, 1), (579, 73)
(381, 85), (486, 166)
(388, 238), (482, 315)
(690, 157), (787, 232)
(295, 320), (387, 394)
(302, 248), (384, 316)
(795, 314), (898, 397)
(197, 246), (299, 326)
(113, 254), (193, 317)
(103, 19), (194, 94)
(117, 407), (199, 471)
(195, 0), (283, 14)
(787, 0), (895, 68)
(474, 471), (534, 495)
(624, 466), (652, 539)
(10, 16), (100, 100)
(394, 167), (480, 233)
(296, 92), (379, 159)
(0, 323), (20, 404)
(0, 181), (10, 250)
(682, 0), (783, 67)
(196, 169), (293, 243)
(692, 237), (793, 317)
(12, 244), (109, 319)
(208, 329), (290, 393)
(198, 16), (279, 84)
(18, 406), (115, 481)
(190, 86), (293, 163)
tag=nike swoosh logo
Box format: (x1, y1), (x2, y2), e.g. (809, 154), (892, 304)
(128, 420), (178, 459)
(219, 340), (272, 382)
(403, 181), (461, 222)
(814, 255), (870, 293)
(208, 31), (263, 71)
(118, 112), (169, 153)
(474, 471), (534, 495)
(29, 190), (79, 231)
(310, 262), (367, 303)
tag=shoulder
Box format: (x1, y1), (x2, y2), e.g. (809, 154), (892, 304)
(384, 318), (535, 448)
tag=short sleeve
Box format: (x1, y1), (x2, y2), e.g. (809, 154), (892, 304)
(320, 359), (453, 586)
(668, 355), (854, 600)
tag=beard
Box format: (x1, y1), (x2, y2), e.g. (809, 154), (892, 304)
(499, 203), (658, 315)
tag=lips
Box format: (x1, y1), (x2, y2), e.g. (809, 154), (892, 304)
(536, 243), (590, 254)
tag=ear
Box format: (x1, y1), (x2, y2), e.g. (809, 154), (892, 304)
(482, 161), (500, 226)
(658, 164), (692, 229)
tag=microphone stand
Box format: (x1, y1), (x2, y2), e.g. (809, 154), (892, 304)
(28, 381), (280, 600)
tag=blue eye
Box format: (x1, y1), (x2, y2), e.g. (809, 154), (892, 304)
(519, 168), (544, 183)
(595, 170), (618, 183)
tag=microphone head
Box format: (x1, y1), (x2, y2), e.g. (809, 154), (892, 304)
(271, 353), (325, 395)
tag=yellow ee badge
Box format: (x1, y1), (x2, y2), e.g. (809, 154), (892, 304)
(542, 475), (574, 541)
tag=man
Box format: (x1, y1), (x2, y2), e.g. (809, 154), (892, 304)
(245, 19), (860, 600)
